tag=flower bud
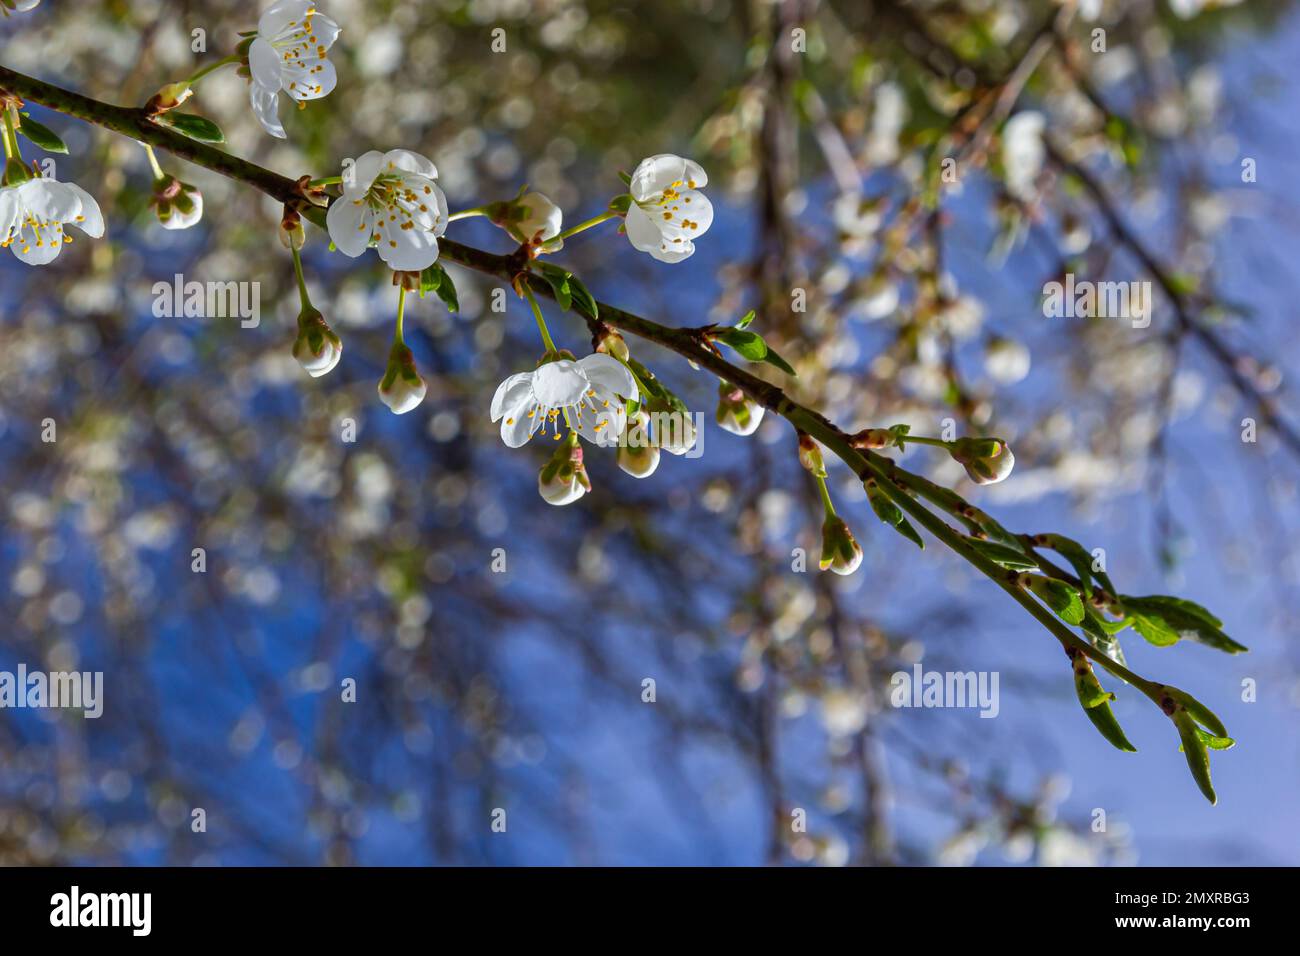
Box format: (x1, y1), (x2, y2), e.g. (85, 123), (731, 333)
(494, 190), (563, 251)
(144, 81), (193, 116)
(539, 441), (591, 505)
(595, 328), (629, 362)
(292, 307), (342, 378)
(150, 174), (203, 230)
(949, 437), (1015, 485)
(279, 207), (305, 250)
(617, 410), (660, 478)
(820, 515), (863, 576)
(798, 432), (826, 477)
(378, 344), (427, 415)
(848, 428), (896, 450)
(715, 382), (764, 436)
(2, 156), (32, 187)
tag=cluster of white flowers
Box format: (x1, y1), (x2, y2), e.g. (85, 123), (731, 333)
(0, 1), (749, 507)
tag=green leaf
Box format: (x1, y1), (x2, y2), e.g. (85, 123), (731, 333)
(717, 329), (768, 361)
(967, 539), (1038, 570)
(618, 171), (632, 186)
(1034, 533), (1116, 600)
(734, 310), (756, 330)
(865, 484), (923, 550)
(1193, 729), (1236, 751)
(567, 276), (598, 319)
(17, 114), (68, 154)
(538, 264), (574, 312)
(418, 265), (442, 298)
(1070, 654), (1136, 752)
(1121, 595), (1246, 654)
(1084, 700), (1138, 752)
(1025, 576), (1085, 625)
(155, 112), (225, 144)
(1130, 612), (1180, 648)
(762, 347), (797, 376)
(1173, 711), (1217, 804)
(1165, 687), (1228, 738)
(423, 263), (458, 312)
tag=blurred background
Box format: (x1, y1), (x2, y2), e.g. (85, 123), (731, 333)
(0, 0), (1297, 865)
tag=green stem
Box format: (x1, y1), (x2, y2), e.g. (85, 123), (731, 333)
(523, 284), (557, 353)
(815, 473), (837, 518)
(309, 175), (342, 188)
(2, 106), (20, 161)
(143, 143), (166, 182)
(290, 243), (312, 313)
(394, 284), (408, 345)
(903, 435), (950, 448)
(555, 210), (617, 242)
(184, 54), (241, 87)
(448, 206), (489, 222)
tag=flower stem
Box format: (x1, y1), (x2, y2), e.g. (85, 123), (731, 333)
(184, 54), (241, 87)
(394, 284), (408, 345)
(555, 210), (617, 242)
(523, 284), (557, 353)
(308, 175), (342, 188)
(290, 243), (312, 313)
(143, 143), (166, 182)
(2, 106), (20, 161)
(815, 473), (837, 518)
(902, 435), (950, 448)
(448, 206), (488, 222)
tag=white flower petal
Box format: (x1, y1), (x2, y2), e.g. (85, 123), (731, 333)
(343, 150), (385, 197)
(11, 224), (64, 264)
(383, 149), (439, 180)
(249, 82), (286, 138)
(258, 0), (313, 38)
(376, 223), (440, 271)
(325, 197), (373, 257)
(379, 375), (427, 415)
(248, 37), (284, 91)
(491, 372), (534, 420)
(647, 238), (694, 263)
(284, 58), (337, 100)
(530, 360), (589, 407)
(629, 153), (707, 201)
(577, 352), (635, 400)
(62, 182), (104, 237)
(500, 400), (540, 447)
(18, 179), (79, 224)
(0, 187), (20, 241)
(623, 201), (663, 253)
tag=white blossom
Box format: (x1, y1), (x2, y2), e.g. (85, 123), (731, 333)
(491, 353), (635, 447)
(247, 0), (341, 139)
(326, 149), (449, 271)
(624, 154), (713, 263)
(0, 176), (104, 265)
(1003, 112), (1045, 202)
